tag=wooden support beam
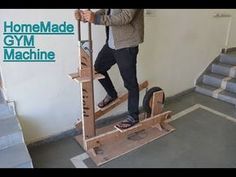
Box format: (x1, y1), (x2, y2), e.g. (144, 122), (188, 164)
(75, 80), (148, 130)
(85, 110), (172, 150)
(151, 91), (164, 117)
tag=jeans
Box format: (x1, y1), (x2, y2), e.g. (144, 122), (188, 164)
(94, 44), (139, 121)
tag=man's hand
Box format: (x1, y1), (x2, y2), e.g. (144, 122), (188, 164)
(83, 10), (95, 23)
(74, 9), (86, 22)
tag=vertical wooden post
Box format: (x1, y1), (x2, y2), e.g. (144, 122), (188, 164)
(77, 9), (96, 146)
(151, 91), (164, 117)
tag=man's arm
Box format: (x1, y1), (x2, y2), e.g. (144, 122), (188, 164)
(83, 9), (137, 26)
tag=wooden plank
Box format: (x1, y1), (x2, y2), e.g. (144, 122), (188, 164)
(68, 72), (80, 79)
(85, 111), (172, 150)
(74, 73), (105, 83)
(68, 71), (104, 81)
(94, 80), (149, 118)
(76, 112), (147, 134)
(86, 122), (175, 166)
(80, 68), (90, 77)
(151, 91), (164, 117)
(75, 81), (148, 130)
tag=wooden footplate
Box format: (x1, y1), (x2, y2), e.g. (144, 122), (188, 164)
(68, 70), (105, 83)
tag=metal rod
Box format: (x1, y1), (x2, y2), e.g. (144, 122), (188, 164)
(77, 9), (81, 73)
(78, 20), (81, 41)
(77, 9), (81, 41)
(88, 9), (92, 41)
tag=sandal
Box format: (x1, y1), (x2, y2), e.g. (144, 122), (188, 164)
(98, 94), (117, 108)
(115, 116), (139, 130)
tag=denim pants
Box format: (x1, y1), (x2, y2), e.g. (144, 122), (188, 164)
(94, 44), (139, 121)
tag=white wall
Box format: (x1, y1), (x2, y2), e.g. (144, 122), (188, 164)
(0, 9), (82, 144)
(139, 9), (236, 96)
(0, 9), (236, 144)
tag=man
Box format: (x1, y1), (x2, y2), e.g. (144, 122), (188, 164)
(75, 9), (144, 129)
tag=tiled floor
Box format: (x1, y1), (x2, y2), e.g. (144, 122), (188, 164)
(28, 91), (236, 168)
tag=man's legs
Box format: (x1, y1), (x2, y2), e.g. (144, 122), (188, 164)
(94, 44), (118, 100)
(114, 46), (139, 122)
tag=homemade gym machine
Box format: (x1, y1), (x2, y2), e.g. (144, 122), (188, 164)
(68, 12), (175, 166)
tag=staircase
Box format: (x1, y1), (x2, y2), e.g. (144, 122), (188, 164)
(0, 90), (33, 168)
(195, 51), (236, 105)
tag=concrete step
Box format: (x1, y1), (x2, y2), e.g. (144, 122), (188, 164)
(220, 53), (236, 65)
(196, 52), (236, 106)
(202, 73), (236, 94)
(0, 103), (14, 120)
(195, 83), (236, 105)
(0, 143), (33, 168)
(225, 78), (236, 94)
(203, 73), (225, 88)
(0, 116), (24, 151)
(211, 63), (235, 77)
(195, 83), (218, 97)
(218, 90), (236, 105)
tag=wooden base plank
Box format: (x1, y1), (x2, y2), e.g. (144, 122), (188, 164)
(85, 111), (172, 150)
(75, 112), (175, 166)
(86, 123), (175, 166)
(75, 113), (146, 149)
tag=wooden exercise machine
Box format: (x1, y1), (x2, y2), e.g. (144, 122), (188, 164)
(69, 12), (175, 166)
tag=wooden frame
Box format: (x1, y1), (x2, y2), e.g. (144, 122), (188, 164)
(74, 90), (175, 165)
(68, 16), (175, 166)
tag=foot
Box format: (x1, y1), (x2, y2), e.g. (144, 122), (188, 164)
(98, 94), (117, 108)
(115, 116), (139, 130)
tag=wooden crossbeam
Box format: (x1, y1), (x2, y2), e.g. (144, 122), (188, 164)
(85, 110), (172, 150)
(68, 71), (105, 82)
